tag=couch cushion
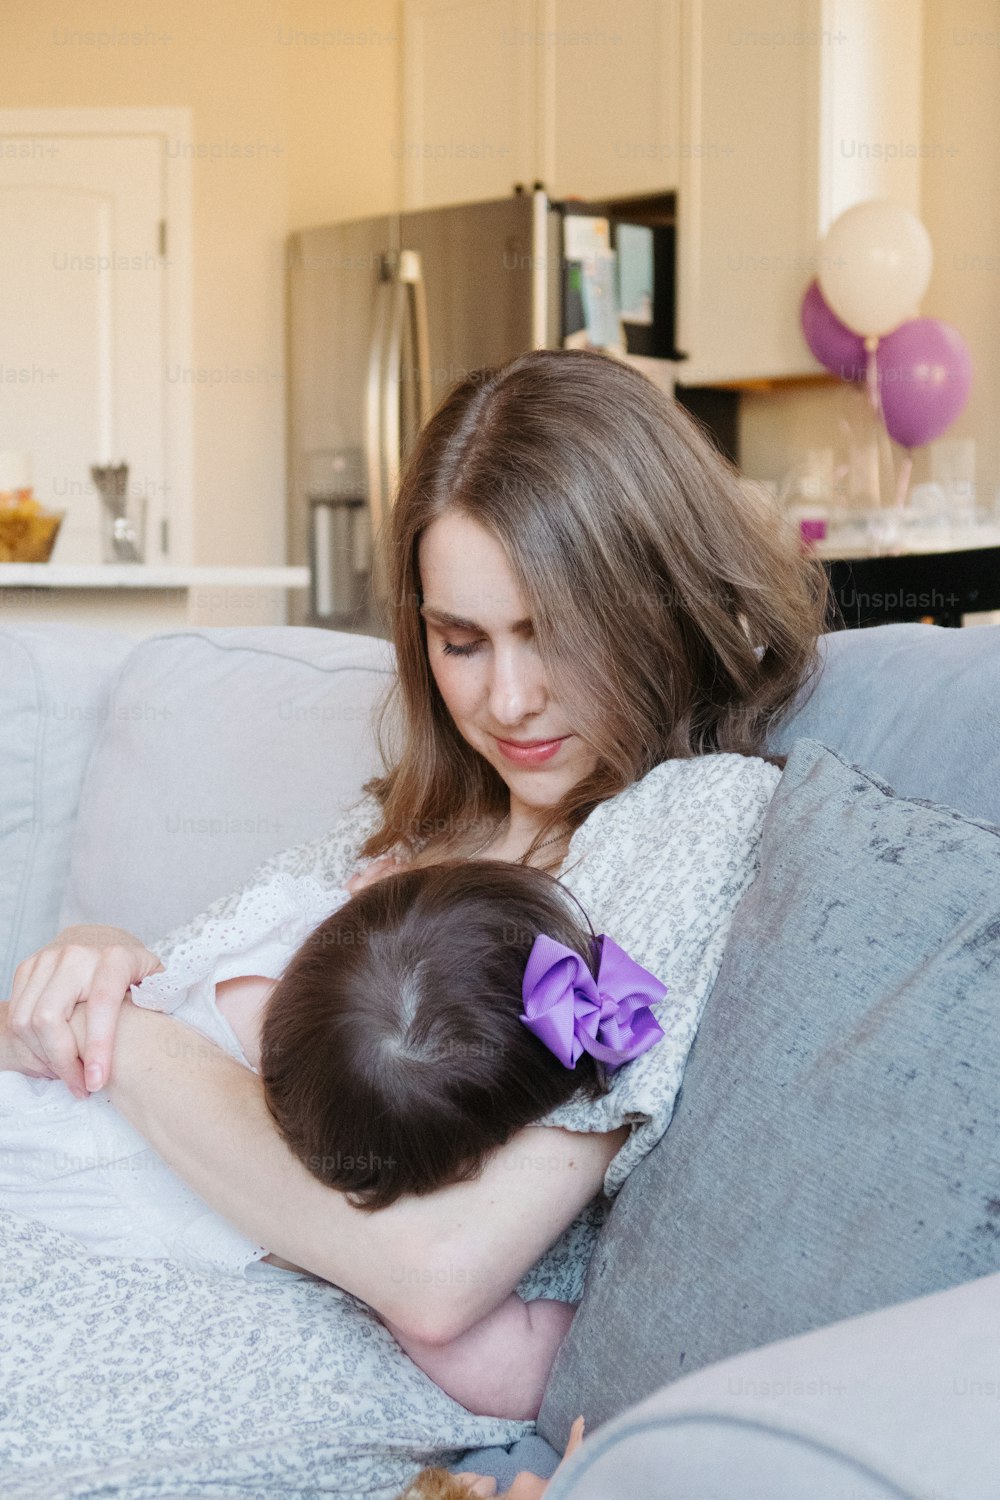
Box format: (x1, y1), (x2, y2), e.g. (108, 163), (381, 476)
(60, 627), (395, 945)
(0, 623), (135, 994)
(539, 737), (1000, 1445)
(770, 621), (1000, 824)
(546, 1272), (1000, 1500)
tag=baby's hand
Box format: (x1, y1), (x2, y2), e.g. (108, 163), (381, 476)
(345, 855), (408, 895)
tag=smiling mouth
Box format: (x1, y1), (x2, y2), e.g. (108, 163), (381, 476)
(495, 736), (567, 748)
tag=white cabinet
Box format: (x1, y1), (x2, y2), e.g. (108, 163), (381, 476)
(401, 0), (539, 210)
(401, 0), (682, 208)
(401, 0), (923, 381)
(535, 0), (681, 200)
(676, 0), (923, 383)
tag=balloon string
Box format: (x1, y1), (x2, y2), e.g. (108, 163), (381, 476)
(894, 450), (913, 510)
(865, 338), (880, 415)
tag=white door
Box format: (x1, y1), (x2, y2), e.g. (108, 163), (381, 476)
(0, 134), (167, 562)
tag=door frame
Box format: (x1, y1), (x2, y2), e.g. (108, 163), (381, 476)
(0, 106), (193, 563)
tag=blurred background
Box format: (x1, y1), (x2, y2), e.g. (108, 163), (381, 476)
(1, 0), (998, 629)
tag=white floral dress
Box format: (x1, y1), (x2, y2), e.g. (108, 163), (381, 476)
(0, 872), (352, 1275)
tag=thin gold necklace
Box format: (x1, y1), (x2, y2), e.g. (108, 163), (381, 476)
(466, 813), (568, 860)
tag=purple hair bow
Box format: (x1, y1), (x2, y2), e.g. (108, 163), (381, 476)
(519, 933), (667, 1072)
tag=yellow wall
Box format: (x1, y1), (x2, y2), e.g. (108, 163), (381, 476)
(285, 0), (402, 229)
(0, 0), (400, 565)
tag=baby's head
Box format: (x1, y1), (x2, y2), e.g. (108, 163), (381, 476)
(260, 860), (609, 1209)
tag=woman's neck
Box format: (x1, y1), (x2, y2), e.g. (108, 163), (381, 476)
(481, 817), (570, 866)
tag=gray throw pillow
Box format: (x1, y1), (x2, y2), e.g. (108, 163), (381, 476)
(539, 738), (1000, 1446)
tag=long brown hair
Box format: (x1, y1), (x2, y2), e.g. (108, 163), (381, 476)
(260, 860), (607, 1211)
(359, 347), (830, 868)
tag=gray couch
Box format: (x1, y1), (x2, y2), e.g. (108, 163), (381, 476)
(3, 619), (1000, 1498)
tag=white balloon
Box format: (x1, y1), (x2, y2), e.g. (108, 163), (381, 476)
(818, 199), (933, 338)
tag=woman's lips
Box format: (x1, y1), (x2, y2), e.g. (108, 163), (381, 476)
(494, 735), (569, 766)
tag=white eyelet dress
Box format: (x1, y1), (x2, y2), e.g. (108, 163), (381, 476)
(0, 872), (350, 1276)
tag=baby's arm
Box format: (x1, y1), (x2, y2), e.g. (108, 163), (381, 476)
(213, 972), (275, 1070)
(384, 1293), (575, 1420)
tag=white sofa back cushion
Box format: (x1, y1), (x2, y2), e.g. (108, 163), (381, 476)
(0, 624), (136, 995)
(58, 627), (396, 947)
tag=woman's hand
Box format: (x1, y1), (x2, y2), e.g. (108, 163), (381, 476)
(0, 1001), (59, 1079)
(7, 925), (164, 1099)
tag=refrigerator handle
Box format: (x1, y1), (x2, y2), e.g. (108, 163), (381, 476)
(401, 248), (432, 428)
(381, 247), (431, 522)
(381, 270), (406, 522)
(364, 258), (393, 549)
(366, 249), (431, 580)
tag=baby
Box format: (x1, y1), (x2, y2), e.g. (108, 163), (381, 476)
(0, 858), (666, 1421)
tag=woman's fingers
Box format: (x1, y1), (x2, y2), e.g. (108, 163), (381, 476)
(8, 946), (59, 1020)
(9, 945), (112, 1097)
(8, 949), (78, 1075)
(0, 1002), (57, 1078)
(34, 1019), (88, 1098)
(80, 954), (137, 1092)
(6, 928), (156, 1098)
(14, 980), (88, 1098)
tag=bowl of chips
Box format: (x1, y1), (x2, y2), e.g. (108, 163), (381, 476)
(0, 490), (65, 562)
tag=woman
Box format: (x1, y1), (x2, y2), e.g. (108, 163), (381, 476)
(4, 347), (829, 1354)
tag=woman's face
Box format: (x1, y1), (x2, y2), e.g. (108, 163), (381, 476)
(418, 512), (597, 822)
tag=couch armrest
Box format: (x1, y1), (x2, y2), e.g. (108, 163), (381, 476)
(548, 1271), (1000, 1499)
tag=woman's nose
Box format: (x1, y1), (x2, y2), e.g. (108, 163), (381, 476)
(487, 643), (547, 726)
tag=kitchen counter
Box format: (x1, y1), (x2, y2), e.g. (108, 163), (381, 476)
(0, 564), (310, 632)
(811, 522), (1000, 563)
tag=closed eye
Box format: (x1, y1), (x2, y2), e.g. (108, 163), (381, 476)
(442, 640), (482, 657)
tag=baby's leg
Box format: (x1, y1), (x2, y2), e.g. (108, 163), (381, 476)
(384, 1293), (575, 1420)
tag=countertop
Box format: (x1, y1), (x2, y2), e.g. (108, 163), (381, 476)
(0, 564), (310, 589)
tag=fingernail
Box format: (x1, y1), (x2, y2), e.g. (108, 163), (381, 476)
(85, 1064), (102, 1091)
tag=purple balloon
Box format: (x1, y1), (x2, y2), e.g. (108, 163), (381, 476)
(800, 279), (867, 381)
(876, 319), (972, 448)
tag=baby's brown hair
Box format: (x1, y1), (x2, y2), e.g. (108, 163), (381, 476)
(260, 860), (608, 1210)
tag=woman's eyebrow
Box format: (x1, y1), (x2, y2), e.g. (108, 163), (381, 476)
(419, 604), (532, 632)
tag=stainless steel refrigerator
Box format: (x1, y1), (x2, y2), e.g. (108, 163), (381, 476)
(286, 187), (679, 634)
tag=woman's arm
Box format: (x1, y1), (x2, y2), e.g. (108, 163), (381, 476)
(92, 1002), (624, 1344)
(385, 1294), (576, 1420)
